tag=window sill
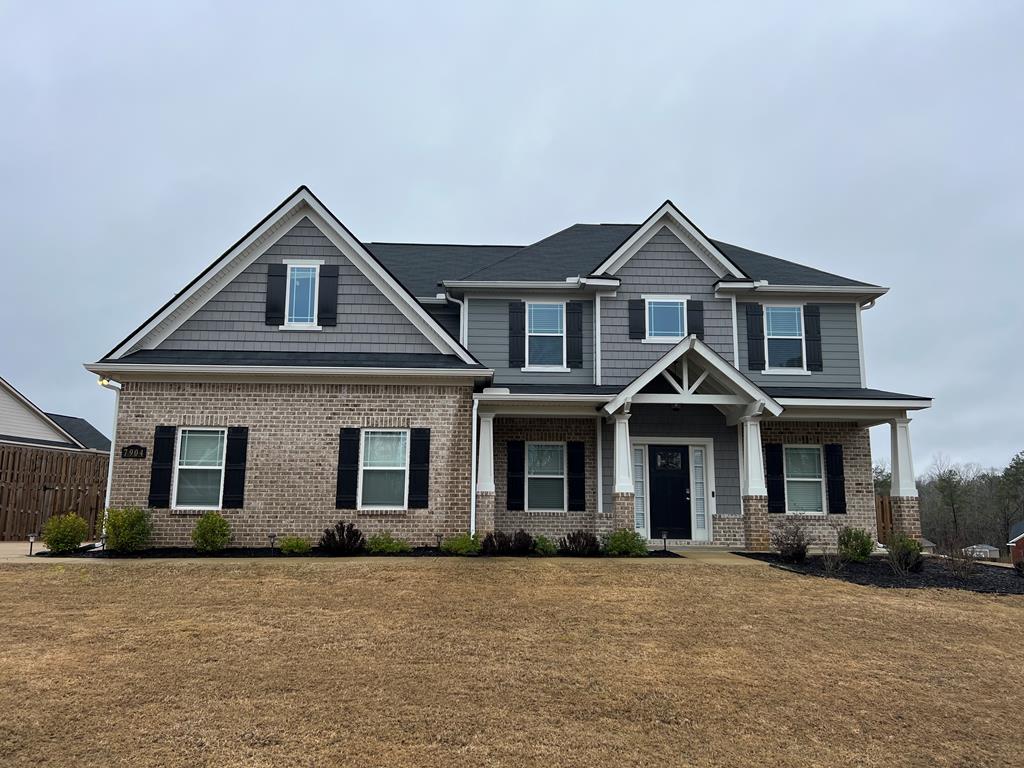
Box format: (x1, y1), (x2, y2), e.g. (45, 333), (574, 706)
(279, 324), (323, 331)
(170, 508), (217, 516)
(524, 509), (567, 514)
(357, 507), (409, 516)
(521, 366), (571, 373)
(761, 369), (811, 376)
(642, 337), (685, 344)
(784, 511), (828, 517)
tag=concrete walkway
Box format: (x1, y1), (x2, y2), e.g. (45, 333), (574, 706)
(670, 548), (766, 566)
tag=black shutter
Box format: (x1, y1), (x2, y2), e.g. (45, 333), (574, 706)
(745, 304), (765, 371)
(408, 428), (430, 509)
(804, 305), (822, 372)
(765, 443), (786, 513)
(824, 444), (846, 514)
(222, 427), (249, 509)
(318, 265), (339, 327)
(265, 264), (287, 326)
(507, 440), (525, 511)
(566, 302), (583, 368)
(567, 441), (586, 512)
(687, 300), (704, 340)
(335, 428), (360, 509)
(147, 426), (176, 509)
(628, 299), (645, 339)
(508, 302), (525, 368)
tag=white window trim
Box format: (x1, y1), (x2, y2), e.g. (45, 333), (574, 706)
(782, 443), (828, 515)
(280, 259), (324, 330)
(525, 440), (567, 512)
(523, 301), (568, 372)
(171, 427), (227, 511)
(762, 303), (808, 374)
(357, 428), (411, 511)
(642, 294), (690, 344)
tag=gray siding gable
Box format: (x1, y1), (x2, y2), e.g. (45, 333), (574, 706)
(159, 217), (440, 354)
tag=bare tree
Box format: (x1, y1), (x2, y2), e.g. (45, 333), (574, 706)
(928, 455), (981, 548)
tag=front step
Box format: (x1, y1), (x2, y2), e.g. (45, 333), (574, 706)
(646, 539), (729, 549)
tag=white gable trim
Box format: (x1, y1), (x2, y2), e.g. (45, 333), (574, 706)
(106, 187), (476, 364)
(592, 201), (746, 280)
(0, 376), (86, 448)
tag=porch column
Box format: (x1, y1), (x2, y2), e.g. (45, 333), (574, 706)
(612, 412), (633, 494)
(740, 416), (767, 496)
(889, 417), (917, 498)
(476, 413), (495, 493)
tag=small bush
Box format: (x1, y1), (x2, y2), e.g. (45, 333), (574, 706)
(558, 529), (602, 557)
(771, 523), (809, 564)
(278, 536), (311, 556)
(319, 521), (366, 555)
(440, 531), (480, 555)
(837, 527), (873, 563)
(821, 550), (845, 576)
(192, 512), (231, 553)
(510, 529), (534, 556)
(367, 531), (412, 555)
(602, 528), (648, 557)
(42, 513), (89, 555)
(481, 530), (512, 556)
(104, 506), (151, 553)
(886, 534), (924, 577)
(1014, 560), (1024, 578)
(947, 547), (977, 581)
(532, 534), (557, 556)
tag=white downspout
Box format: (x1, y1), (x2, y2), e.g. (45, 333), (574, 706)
(98, 378), (121, 536)
(445, 291), (466, 346)
(469, 397), (478, 536)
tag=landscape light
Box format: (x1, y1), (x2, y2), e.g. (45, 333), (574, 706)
(28, 533), (36, 557)
(268, 532), (277, 550)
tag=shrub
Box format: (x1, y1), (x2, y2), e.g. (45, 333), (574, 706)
(42, 513), (89, 555)
(319, 521), (366, 555)
(104, 506), (152, 553)
(192, 512), (231, 553)
(510, 529), (535, 556)
(821, 550), (844, 576)
(886, 534), (924, 577)
(836, 526), (873, 563)
(532, 534), (557, 556)
(947, 547), (977, 581)
(440, 531), (480, 555)
(481, 530), (512, 556)
(278, 536), (311, 556)
(1014, 560), (1024, 578)
(771, 523), (809, 564)
(367, 531), (412, 555)
(602, 528), (648, 557)
(558, 529), (601, 557)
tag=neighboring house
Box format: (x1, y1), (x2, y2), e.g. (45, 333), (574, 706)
(0, 376), (110, 539)
(963, 544), (1000, 561)
(1007, 521), (1024, 562)
(87, 187), (931, 548)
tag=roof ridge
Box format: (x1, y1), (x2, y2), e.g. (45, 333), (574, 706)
(455, 223), (588, 280)
(367, 241), (524, 249)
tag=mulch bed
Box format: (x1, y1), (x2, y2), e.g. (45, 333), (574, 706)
(743, 553), (1024, 595)
(38, 546), (679, 559)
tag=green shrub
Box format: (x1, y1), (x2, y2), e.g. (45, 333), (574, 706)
(440, 531), (480, 555)
(558, 530), (601, 557)
(42, 513), (89, 555)
(191, 512), (231, 553)
(278, 536), (311, 556)
(886, 533), (924, 577)
(771, 522), (809, 564)
(837, 526), (874, 563)
(104, 506), (152, 553)
(319, 521), (366, 555)
(602, 528), (648, 557)
(532, 534), (557, 556)
(367, 531), (412, 555)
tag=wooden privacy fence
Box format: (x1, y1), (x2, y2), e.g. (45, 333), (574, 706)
(0, 443), (109, 540)
(875, 495), (893, 543)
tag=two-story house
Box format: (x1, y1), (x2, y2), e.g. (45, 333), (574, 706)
(87, 187), (931, 549)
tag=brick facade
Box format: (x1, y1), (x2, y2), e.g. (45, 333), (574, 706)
(110, 380), (474, 547)
(890, 496), (922, 540)
(742, 496), (770, 550)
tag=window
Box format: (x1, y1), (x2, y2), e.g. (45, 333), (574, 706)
(526, 302), (565, 369)
(645, 297), (687, 341)
(359, 430), (409, 509)
(526, 442), (565, 511)
(632, 446), (646, 533)
(173, 428), (226, 509)
(285, 263), (320, 327)
(784, 445), (826, 514)
(764, 305), (805, 369)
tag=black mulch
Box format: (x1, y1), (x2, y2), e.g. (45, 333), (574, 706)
(742, 553), (1024, 595)
(39, 546), (682, 559)
(647, 549), (684, 558)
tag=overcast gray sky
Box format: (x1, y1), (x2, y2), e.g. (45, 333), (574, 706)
(1, 1), (1021, 473)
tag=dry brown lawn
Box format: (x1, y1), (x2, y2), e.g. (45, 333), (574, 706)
(0, 557), (1021, 767)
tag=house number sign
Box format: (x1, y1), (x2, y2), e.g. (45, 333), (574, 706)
(121, 445), (147, 459)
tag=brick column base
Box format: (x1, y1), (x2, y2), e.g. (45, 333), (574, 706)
(612, 492), (634, 532)
(743, 496), (770, 551)
(890, 496), (921, 540)
(475, 492), (495, 535)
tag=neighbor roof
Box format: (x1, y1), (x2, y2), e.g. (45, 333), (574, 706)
(44, 413), (111, 452)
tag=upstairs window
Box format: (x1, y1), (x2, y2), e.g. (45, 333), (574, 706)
(526, 303), (565, 369)
(784, 445), (826, 514)
(764, 305), (805, 369)
(526, 442), (566, 511)
(645, 297), (687, 342)
(173, 428), (226, 509)
(285, 262), (319, 327)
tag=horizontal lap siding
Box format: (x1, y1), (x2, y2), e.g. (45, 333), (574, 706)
(159, 218), (439, 354)
(602, 228), (734, 386)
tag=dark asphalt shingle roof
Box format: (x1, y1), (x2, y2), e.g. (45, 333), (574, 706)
(108, 349), (486, 370)
(762, 387), (931, 401)
(44, 413), (111, 451)
(0, 433), (81, 450)
(1009, 520), (1024, 542)
(366, 243), (521, 297)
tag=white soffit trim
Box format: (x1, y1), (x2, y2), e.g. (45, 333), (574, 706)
(0, 375), (86, 448)
(107, 187), (476, 364)
(776, 397), (932, 410)
(592, 201), (746, 279)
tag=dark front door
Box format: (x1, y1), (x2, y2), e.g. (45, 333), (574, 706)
(648, 445), (691, 539)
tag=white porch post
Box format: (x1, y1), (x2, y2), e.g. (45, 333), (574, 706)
(740, 416), (767, 496)
(612, 412), (634, 494)
(890, 416), (917, 497)
(476, 413), (495, 493)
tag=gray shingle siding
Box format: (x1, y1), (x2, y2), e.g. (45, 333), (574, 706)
(738, 302), (862, 387)
(159, 218), (440, 354)
(466, 297), (594, 385)
(601, 227), (735, 386)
